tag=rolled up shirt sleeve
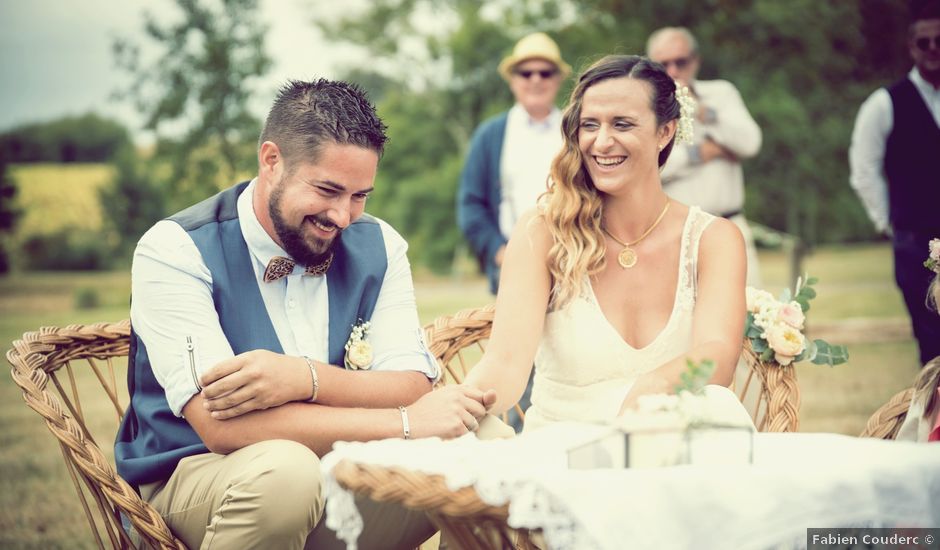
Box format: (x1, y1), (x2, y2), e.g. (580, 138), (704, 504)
(366, 220), (441, 382)
(130, 221), (235, 416)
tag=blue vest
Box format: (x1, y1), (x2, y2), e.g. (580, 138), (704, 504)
(884, 78), (940, 233)
(115, 181), (387, 487)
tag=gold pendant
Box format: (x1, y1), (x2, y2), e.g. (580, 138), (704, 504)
(618, 247), (637, 268)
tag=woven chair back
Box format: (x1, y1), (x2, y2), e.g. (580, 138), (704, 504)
(6, 321), (186, 549)
(423, 304), (801, 433)
(859, 388), (913, 439)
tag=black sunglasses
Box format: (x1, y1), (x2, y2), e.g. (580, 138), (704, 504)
(914, 36), (940, 51)
(659, 56), (694, 70)
(514, 68), (559, 79)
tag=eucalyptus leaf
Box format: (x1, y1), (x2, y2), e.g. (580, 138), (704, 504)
(675, 359), (716, 395)
(812, 340), (849, 366)
(796, 338), (817, 362)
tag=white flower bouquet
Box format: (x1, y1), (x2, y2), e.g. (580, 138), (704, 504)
(745, 276), (848, 367)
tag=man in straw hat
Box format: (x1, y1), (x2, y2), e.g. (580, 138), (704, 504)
(457, 32), (570, 431)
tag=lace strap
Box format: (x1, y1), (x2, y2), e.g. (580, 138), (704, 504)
(679, 206), (716, 306)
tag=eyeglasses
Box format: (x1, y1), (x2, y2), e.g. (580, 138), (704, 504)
(513, 68), (559, 80)
(658, 56), (694, 70)
(914, 36), (940, 51)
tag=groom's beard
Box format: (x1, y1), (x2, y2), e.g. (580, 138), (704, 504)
(269, 185), (339, 266)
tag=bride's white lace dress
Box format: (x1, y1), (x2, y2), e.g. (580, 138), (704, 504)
(525, 206), (748, 431)
(318, 211), (940, 550)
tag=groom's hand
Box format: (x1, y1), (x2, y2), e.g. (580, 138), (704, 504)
(200, 351), (308, 419)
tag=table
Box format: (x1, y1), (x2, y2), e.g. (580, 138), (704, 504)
(320, 423), (940, 550)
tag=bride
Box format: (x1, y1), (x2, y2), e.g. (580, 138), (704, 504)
(464, 55), (750, 431)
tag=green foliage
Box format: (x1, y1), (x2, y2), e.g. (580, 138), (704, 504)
(0, 153), (17, 273)
(0, 113), (131, 163)
(113, 0), (268, 205)
(792, 275), (818, 313)
(73, 287), (101, 310)
(99, 147), (167, 264)
(20, 229), (112, 271)
(319, 0), (913, 272)
(675, 358), (716, 395)
(811, 339), (850, 366)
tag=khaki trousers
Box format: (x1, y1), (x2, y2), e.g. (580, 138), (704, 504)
(143, 416), (514, 550)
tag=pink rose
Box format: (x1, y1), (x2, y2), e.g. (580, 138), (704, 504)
(777, 301), (805, 330)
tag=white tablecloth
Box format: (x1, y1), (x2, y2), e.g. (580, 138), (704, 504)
(320, 423), (940, 550)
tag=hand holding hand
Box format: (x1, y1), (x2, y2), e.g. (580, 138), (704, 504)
(405, 384), (497, 439)
(200, 351), (309, 420)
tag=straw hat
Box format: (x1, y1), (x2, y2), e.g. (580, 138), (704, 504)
(497, 32), (571, 81)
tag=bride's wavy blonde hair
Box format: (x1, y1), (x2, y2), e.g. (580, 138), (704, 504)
(542, 55), (682, 309)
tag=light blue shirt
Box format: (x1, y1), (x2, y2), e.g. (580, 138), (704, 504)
(131, 179), (439, 416)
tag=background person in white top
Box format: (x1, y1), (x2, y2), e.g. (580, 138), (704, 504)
(647, 27), (763, 287)
(457, 32), (569, 431)
(849, 1), (940, 366)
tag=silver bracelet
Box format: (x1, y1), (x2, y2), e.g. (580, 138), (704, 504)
(303, 356), (319, 403)
(398, 406), (411, 439)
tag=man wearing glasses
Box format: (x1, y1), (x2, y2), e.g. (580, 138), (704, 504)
(850, 1), (940, 367)
(457, 32), (569, 431)
(647, 26), (764, 287)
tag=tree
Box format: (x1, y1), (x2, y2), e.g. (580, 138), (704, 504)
(0, 113), (131, 163)
(317, 1), (517, 270)
(0, 151), (18, 273)
(318, 0), (914, 275)
(113, 0), (270, 210)
(99, 146), (167, 265)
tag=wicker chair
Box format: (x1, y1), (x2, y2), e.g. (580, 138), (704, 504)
(333, 303), (802, 550)
(859, 388), (914, 440)
(6, 321), (186, 549)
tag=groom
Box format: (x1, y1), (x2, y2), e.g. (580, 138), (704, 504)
(115, 78), (497, 549)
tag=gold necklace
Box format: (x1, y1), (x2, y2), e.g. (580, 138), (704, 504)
(602, 199), (671, 268)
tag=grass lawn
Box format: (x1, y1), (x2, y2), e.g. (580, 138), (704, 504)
(0, 243), (924, 549)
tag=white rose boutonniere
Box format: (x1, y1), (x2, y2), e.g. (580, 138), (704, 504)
(344, 320), (373, 370)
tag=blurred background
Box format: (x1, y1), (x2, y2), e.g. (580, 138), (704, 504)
(0, 0), (927, 547)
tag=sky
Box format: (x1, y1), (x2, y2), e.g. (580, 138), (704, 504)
(0, 0), (357, 142)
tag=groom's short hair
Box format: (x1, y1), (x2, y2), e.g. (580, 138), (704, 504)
(259, 79), (388, 168)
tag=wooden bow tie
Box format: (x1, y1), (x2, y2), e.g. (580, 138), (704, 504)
(263, 253), (333, 283)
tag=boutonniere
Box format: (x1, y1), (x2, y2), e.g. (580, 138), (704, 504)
(344, 319), (373, 370)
